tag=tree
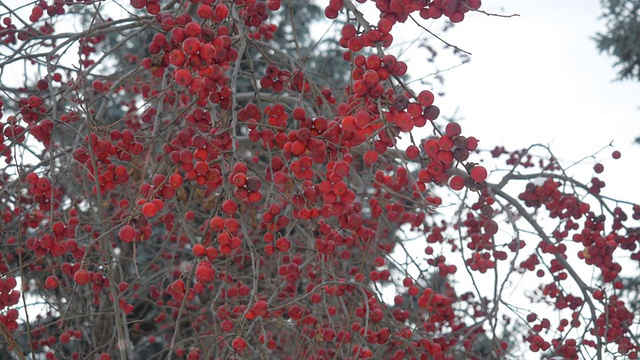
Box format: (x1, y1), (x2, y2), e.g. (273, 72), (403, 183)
(595, 0), (640, 82)
(0, 0), (638, 359)
(594, 0), (640, 143)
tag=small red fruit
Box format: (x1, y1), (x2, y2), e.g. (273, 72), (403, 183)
(405, 145), (420, 159)
(28, 95), (41, 108)
(182, 37), (201, 55)
(363, 150), (378, 166)
(232, 173), (247, 187)
(417, 90), (434, 107)
(222, 199), (238, 214)
(231, 337), (247, 352)
(196, 4), (212, 19)
(74, 270), (91, 285)
(192, 244), (206, 257)
(214, 4), (229, 20)
(169, 49), (186, 66)
(593, 163), (604, 174)
(483, 219), (498, 236)
(209, 216), (225, 231)
(173, 68), (193, 87)
(593, 289), (604, 300)
(449, 175), (464, 190)
(445, 122), (461, 137)
(195, 264), (214, 282)
(470, 166), (487, 182)
(45, 276), (59, 289)
(141, 202), (158, 217)
(118, 225), (136, 242)
(130, 0), (146, 9)
(275, 237), (291, 252)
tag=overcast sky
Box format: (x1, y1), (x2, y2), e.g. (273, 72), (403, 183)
(411, 1), (640, 204)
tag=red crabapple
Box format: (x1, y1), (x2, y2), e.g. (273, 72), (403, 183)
(470, 165), (487, 182)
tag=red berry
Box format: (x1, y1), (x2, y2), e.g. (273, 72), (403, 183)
(290, 141), (306, 156)
(28, 95), (41, 108)
(74, 270), (91, 285)
(470, 166), (487, 182)
(130, 0), (146, 9)
(423, 105), (440, 121)
(449, 175), (464, 190)
(195, 264), (214, 282)
(118, 225), (136, 242)
(232, 173), (247, 187)
(196, 4), (212, 19)
(214, 4), (229, 20)
(347, 36), (364, 52)
(405, 145), (420, 159)
(417, 90), (434, 107)
(593, 289), (604, 300)
(231, 337), (247, 352)
(193, 244), (206, 257)
(169, 49), (186, 66)
(222, 199), (238, 214)
(182, 37), (201, 55)
(169, 173), (183, 188)
(445, 122), (461, 137)
(363, 150), (378, 166)
(341, 24), (357, 39)
(209, 216), (225, 231)
(612, 150), (621, 159)
(275, 237), (291, 252)
(141, 202), (158, 217)
(45, 276), (59, 290)
(483, 219), (498, 236)
(184, 22), (202, 37)
(173, 68), (193, 87)
(593, 163), (604, 174)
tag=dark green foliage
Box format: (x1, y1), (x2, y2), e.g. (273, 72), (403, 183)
(595, 1), (640, 144)
(595, 0), (640, 81)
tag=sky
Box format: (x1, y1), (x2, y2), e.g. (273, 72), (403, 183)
(411, 0), (640, 203)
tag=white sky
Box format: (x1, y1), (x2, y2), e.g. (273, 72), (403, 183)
(418, 1), (640, 204)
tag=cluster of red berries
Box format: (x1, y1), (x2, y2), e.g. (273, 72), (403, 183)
(420, 121), (483, 189)
(0, 277), (21, 332)
(338, 20), (394, 58)
(258, 63), (302, 94)
(237, 0), (279, 39)
(24, 172), (61, 212)
(2, 115), (27, 149)
(350, 54), (407, 98)
(593, 296), (637, 356)
(0, 17), (17, 45)
(141, 13), (238, 109)
(228, 162), (263, 203)
(208, 215), (243, 255)
(421, 0), (482, 22)
(130, 0), (161, 14)
(27, 215), (78, 258)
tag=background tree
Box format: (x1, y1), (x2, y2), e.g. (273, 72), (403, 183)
(594, 0), (640, 143)
(595, 0), (640, 82)
(0, 1), (638, 360)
